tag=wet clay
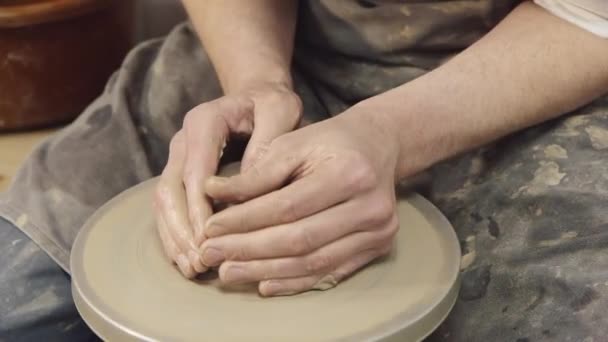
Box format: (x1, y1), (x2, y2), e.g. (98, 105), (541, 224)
(71, 164), (461, 341)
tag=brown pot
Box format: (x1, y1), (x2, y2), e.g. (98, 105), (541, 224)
(0, 0), (134, 131)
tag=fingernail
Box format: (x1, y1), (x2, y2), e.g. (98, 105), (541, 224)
(205, 222), (223, 237)
(263, 281), (285, 296)
(176, 254), (190, 274)
(223, 265), (246, 283)
(208, 176), (227, 185)
(202, 247), (225, 266)
(188, 250), (201, 265)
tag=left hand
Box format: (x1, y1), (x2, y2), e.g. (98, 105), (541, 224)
(200, 106), (402, 296)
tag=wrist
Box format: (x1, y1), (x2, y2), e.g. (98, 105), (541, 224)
(221, 66), (293, 96)
(352, 91), (453, 180)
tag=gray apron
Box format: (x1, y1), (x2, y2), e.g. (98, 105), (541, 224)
(2, 1), (608, 340)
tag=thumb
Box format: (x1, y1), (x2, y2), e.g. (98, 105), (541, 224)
(240, 122), (278, 172)
(205, 145), (299, 203)
(241, 95), (302, 172)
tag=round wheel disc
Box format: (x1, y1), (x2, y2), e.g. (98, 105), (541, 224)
(71, 176), (460, 341)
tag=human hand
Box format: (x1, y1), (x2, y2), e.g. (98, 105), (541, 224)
(200, 107), (402, 295)
(154, 82), (302, 278)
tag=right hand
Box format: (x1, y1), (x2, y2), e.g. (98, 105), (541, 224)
(153, 82), (302, 278)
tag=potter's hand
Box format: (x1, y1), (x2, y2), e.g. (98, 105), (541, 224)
(154, 83), (302, 278)
(201, 108), (400, 295)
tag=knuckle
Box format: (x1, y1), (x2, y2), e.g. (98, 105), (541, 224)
(168, 131), (184, 152)
(181, 166), (198, 188)
(153, 183), (169, 209)
(344, 155), (378, 192)
(366, 195), (396, 226)
(277, 196), (299, 223)
(380, 216), (400, 243)
(232, 245), (250, 261)
(288, 229), (315, 255)
(284, 93), (303, 122)
(182, 108), (197, 127)
(306, 253), (333, 273)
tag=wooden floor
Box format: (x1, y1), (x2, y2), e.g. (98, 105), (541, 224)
(0, 129), (57, 191)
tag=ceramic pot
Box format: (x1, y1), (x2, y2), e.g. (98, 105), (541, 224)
(0, 0), (134, 131)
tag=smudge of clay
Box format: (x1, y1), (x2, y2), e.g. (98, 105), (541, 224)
(444, 179), (473, 200)
(488, 217), (500, 238)
(556, 115), (588, 137)
(460, 251), (476, 270)
(430, 2), (476, 14)
(460, 264), (491, 301)
(538, 231), (578, 247)
(585, 126), (608, 150)
(16, 214), (28, 227)
(461, 235), (477, 270)
(543, 144), (568, 159)
(534, 161), (566, 186)
(0, 174), (5, 182)
(6, 287), (61, 319)
(62, 321), (80, 332)
(514, 161), (566, 197)
(469, 155), (485, 176)
(313, 274), (338, 291)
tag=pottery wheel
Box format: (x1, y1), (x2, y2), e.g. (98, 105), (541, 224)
(71, 171), (461, 341)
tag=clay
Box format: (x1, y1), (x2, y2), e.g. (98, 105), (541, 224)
(71, 165), (461, 341)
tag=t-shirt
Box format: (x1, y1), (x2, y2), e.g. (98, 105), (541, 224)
(535, 0), (608, 37)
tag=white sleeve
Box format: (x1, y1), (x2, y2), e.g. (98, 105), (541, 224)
(534, 0), (608, 38)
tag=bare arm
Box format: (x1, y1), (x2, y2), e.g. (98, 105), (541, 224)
(359, 1), (608, 179)
(181, 0), (298, 93)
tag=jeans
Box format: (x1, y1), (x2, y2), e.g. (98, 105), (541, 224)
(0, 217), (96, 341)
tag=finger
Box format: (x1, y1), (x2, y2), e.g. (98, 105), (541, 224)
(205, 148), (300, 203)
(258, 248), (382, 296)
(217, 220), (398, 284)
(205, 163), (375, 237)
(158, 132), (199, 256)
(155, 210), (179, 262)
(183, 98), (251, 244)
(201, 196), (394, 266)
(156, 210), (196, 278)
(241, 94), (301, 171)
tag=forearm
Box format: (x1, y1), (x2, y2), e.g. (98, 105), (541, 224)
(182, 0), (298, 94)
(360, 1), (608, 179)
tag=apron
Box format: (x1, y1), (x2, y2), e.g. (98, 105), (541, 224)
(0, 0), (519, 272)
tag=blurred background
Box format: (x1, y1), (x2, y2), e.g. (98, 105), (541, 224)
(0, 0), (186, 190)
(136, 0), (186, 42)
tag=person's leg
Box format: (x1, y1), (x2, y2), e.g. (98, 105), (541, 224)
(426, 96), (608, 341)
(0, 217), (96, 341)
